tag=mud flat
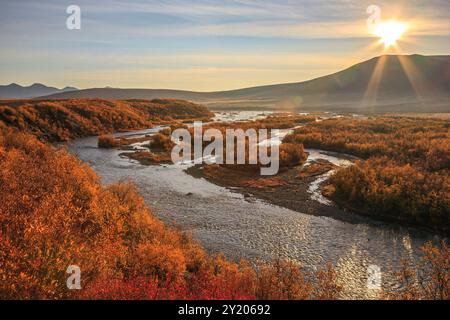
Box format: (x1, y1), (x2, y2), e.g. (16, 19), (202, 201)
(185, 154), (372, 225)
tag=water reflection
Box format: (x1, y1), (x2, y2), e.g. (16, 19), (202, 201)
(66, 111), (443, 299)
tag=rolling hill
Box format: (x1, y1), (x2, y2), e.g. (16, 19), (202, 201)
(35, 54), (450, 113)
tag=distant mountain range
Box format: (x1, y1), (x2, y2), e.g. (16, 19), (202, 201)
(0, 83), (78, 99)
(3, 54), (450, 113)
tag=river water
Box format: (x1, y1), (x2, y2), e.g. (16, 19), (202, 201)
(67, 111), (443, 299)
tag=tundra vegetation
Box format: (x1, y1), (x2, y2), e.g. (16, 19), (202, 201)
(0, 99), (214, 142)
(122, 113), (316, 166)
(0, 127), (448, 300)
(283, 117), (450, 233)
(0, 127), (341, 299)
(0, 101), (448, 300)
(123, 113), (449, 234)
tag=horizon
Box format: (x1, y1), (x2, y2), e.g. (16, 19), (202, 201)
(1, 1), (449, 91)
(2, 53), (448, 93)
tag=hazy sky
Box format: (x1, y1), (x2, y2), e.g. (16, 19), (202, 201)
(0, 0), (449, 91)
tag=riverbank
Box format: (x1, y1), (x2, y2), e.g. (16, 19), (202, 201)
(323, 184), (450, 237)
(115, 113), (449, 235)
(66, 112), (446, 299)
(284, 117), (450, 235)
(184, 159), (372, 225)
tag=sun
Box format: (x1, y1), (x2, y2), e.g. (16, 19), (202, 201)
(374, 21), (407, 48)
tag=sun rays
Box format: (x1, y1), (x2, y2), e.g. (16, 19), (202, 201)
(362, 16), (425, 107)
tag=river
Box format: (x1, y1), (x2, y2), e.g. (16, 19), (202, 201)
(67, 111), (443, 299)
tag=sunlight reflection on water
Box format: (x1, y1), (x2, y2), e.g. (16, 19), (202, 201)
(67, 111), (443, 299)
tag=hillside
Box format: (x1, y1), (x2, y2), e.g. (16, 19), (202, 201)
(0, 83), (77, 99)
(39, 55), (450, 113)
(0, 99), (213, 141)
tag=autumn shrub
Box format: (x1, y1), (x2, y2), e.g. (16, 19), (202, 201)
(237, 113), (316, 130)
(127, 99), (214, 121)
(130, 243), (187, 281)
(0, 99), (213, 141)
(78, 277), (187, 300)
(284, 117), (449, 170)
(312, 263), (343, 300)
(0, 128), (342, 300)
(150, 133), (175, 151)
(183, 120), (309, 169)
(159, 127), (172, 136)
(0, 129), (204, 299)
(279, 143), (307, 168)
(329, 158), (449, 231)
(284, 116), (450, 231)
(255, 259), (342, 300)
(384, 241), (449, 300)
(170, 123), (188, 131)
(98, 135), (120, 148)
(1, 128), (446, 300)
(126, 150), (172, 165)
(255, 259), (312, 300)
(0, 130), (116, 299)
(79, 257), (344, 300)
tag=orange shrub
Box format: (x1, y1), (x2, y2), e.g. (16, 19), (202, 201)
(1, 128), (445, 300)
(284, 116), (450, 231)
(385, 241), (449, 300)
(329, 158), (449, 232)
(284, 117), (449, 170)
(150, 133), (175, 151)
(0, 99), (213, 141)
(0, 128), (341, 300)
(0, 129), (203, 299)
(98, 135), (120, 148)
(279, 143), (307, 168)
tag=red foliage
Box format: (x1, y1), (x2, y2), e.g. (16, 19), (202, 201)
(0, 128), (339, 300)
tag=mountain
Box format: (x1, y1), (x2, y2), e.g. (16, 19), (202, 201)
(37, 55), (450, 112)
(0, 83), (78, 99)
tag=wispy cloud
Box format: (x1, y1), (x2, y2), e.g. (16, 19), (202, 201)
(1, 0), (449, 39)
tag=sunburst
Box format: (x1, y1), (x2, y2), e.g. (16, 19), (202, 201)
(373, 21), (407, 48)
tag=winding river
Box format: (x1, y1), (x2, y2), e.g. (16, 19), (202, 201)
(67, 111), (444, 299)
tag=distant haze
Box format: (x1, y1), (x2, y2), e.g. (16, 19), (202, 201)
(35, 55), (450, 113)
(0, 83), (77, 99)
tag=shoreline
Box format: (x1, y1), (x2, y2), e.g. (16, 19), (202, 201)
(112, 123), (447, 238)
(325, 188), (450, 237)
(183, 163), (444, 238)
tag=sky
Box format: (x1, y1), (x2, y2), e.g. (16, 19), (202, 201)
(0, 0), (449, 91)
